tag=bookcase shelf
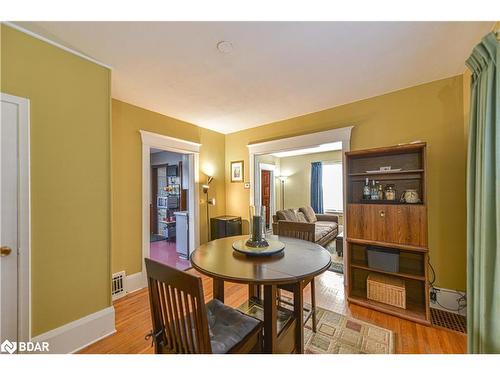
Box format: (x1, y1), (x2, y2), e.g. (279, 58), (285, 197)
(347, 237), (428, 253)
(350, 263), (426, 281)
(357, 200), (424, 205)
(348, 293), (428, 325)
(348, 169), (424, 177)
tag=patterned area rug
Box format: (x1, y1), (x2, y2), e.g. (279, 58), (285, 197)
(304, 306), (395, 354)
(325, 241), (343, 274)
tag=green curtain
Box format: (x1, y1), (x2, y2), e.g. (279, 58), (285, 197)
(466, 32), (500, 354)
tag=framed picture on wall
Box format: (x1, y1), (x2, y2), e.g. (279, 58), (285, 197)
(230, 160), (244, 182)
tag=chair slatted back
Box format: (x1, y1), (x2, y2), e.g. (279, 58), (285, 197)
(145, 258), (212, 354)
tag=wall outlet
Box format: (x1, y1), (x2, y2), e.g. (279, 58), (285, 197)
(430, 288), (437, 302)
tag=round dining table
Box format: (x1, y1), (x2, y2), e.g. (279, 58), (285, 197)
(190, 234), (331, 353)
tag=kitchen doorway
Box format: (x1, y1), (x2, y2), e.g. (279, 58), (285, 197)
(149, 149), (191, 270)
(140, 131), (200, 287)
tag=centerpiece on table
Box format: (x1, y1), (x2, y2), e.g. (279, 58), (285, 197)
(232, 205), (285, 257)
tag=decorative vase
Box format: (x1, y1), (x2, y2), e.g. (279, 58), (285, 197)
(401, 189), (420, 203)
(245, 205), (269, 248)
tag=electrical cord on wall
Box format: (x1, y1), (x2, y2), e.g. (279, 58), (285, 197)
(428, 256), (467, 312)
(428, 258), (436, 285)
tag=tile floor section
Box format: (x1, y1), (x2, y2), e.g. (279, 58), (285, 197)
(149, 240), (191, 270)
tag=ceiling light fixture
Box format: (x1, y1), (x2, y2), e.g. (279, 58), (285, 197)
(217, 40), (233, 53)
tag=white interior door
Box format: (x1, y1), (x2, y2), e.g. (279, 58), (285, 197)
(0, 98), (20, 346)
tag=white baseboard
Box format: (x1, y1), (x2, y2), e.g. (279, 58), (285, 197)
(430, 286), (467, 316)
(126, 272), (147, 294)
(31, 306), (116, 354)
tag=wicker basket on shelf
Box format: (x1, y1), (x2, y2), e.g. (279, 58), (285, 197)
(367, 273), (406, 309)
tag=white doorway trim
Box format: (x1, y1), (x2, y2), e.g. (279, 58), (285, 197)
(247, 126), (353, 285)
(0, 93), (31, 342)
(247, 126), (353, 206)
(140, 130), (200, 287)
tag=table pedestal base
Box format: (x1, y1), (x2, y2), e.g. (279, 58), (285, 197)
(237, 283), (304, 354)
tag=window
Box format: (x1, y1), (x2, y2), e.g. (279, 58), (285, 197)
(322, 162), (343, 212)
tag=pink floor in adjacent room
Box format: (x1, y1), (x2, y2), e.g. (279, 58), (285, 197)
(150, 240), (191, 270)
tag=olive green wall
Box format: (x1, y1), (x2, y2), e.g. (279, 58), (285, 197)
(1, 25), (112, 336)
(225, 75), (467, 291)
(112, 99), (226, 275)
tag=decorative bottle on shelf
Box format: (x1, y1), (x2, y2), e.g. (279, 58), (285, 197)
(370, 180), (379, 200)
(384, 184), (396, 200)
(377, 181), (384, 200)
(363, 178), (371, 200)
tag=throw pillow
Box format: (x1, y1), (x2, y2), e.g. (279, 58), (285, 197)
(282, 209), (298, 221)
(276, 210), (287, 221)
(299, 206), (317, 223)
(277, 209), (302, 221)
(297, 212), (308, 222)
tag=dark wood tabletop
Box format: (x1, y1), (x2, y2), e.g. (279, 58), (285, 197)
(190, 234), (331, 285)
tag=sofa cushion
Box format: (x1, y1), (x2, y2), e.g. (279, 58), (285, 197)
(206, 299), (260, 354)
(316, 221), (338, 230)
(314, 221), (338, 242)
(299, 206), (317, 223)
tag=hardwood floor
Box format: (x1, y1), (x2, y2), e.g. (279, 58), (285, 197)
(79, 270), (466, 354)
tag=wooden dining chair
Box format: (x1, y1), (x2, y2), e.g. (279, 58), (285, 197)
(276, 227), (318, 333)
(144, 258), (263, 354)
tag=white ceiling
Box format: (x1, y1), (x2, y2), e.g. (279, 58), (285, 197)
(15, 21), (493, 134)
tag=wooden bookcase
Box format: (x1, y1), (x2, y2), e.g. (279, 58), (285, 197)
(345, 143), (430, 325)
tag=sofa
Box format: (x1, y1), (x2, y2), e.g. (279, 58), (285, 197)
(272, 206), (339, 247)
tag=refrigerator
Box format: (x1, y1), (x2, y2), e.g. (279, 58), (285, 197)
(174, 211), (189, 259)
